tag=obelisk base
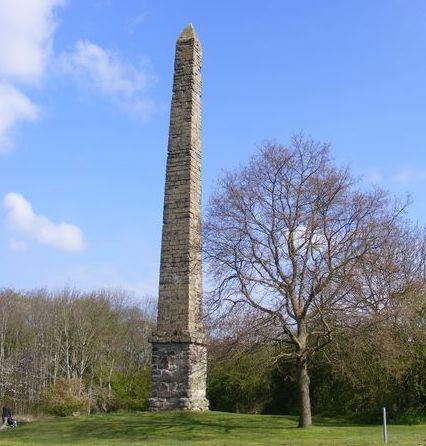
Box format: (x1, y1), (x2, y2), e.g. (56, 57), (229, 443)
(149, 341), (209, 411)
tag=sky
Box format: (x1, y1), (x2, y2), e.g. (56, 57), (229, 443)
(0, 0), (425, 301)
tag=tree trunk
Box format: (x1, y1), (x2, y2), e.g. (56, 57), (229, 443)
(296, 359), (312, 428)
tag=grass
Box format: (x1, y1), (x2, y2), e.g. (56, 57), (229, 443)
(0, 411), (424, 446)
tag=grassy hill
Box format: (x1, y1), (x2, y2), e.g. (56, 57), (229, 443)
(0, 411), (424, 446)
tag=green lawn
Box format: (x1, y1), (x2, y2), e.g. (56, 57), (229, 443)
(0, 411), (424, 446)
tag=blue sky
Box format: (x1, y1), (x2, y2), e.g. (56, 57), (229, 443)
(0, 0), (425, 300)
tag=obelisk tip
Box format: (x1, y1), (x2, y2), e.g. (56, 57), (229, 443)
(178, 23), (198, 41)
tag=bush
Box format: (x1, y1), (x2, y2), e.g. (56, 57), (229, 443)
(111, 368), (151, 411)
(391, 407), (426, 425)
(90, 385), (118, 413)
(208, 348), (272, 413)
(43, 378), (89, 416)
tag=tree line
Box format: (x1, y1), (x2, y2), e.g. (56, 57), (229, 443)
(206, 289), (425, 423)
(0, 135), (424, 426)
(0, 283), (423, 421)
(0, 288), (154, 415)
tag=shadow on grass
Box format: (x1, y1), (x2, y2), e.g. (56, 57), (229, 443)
(2, 411), (400, 445)
(67, 412), (298, 441)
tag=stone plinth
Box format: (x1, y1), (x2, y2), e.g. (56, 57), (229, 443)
(149, 342), (208, 411)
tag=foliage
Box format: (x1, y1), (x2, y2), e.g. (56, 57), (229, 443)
(207, 289), (425, 423)
(43, 378), (89, 417)
(0, 288), (155, 414)
(208, 347), (272, 413)
(89, 384), (118, 413)
(111, 367), (151, 411)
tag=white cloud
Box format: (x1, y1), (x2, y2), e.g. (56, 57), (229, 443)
(0, 0), (65, 84)
(0, 0), (65, 150)
(64, 264), (157, 299)
(392, 168), (411, 184)
(392, 167), (426, 184)
(365, 172), (383, 185)
(127, 13), (147, 33)
(0, 83), (39, 152)
(59, 40), (154, 117)
(9, 238), (28, 252)
(4, 192), (85, 252)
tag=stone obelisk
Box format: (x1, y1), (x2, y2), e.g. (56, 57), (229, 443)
(149, 24), (209, 411)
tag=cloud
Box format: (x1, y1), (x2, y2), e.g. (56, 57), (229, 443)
(4, 192), (85, 252)
(9, 238), (28, 252)
(127, 13), (147, 33)
(0, 0), (65, 150)
(0, 0), (65, 84)
(392, 167), (426, 184)
(365, 167), (426, 186)
(63, 264), (158, 299)
(59, 40), (154, 117)
(0, 83), (39, 152)
(392, 169), (411, 184)
(365, 172), (383, 185)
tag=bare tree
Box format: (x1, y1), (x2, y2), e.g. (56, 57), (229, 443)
(0, 288), (154, 414)
(204, 135), (421, 427)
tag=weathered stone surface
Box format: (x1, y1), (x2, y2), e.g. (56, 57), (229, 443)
(149, 23), (208, 411)
(149, 343), (208, 411)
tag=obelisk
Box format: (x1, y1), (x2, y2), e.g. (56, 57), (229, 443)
(149, 24), (209, 411)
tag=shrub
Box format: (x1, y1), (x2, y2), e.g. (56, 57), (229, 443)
(43, 378), (89, 416)
(208, 349), (272, 413)
(89, 385), (118, 413)
(111, 368), (151, 411)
